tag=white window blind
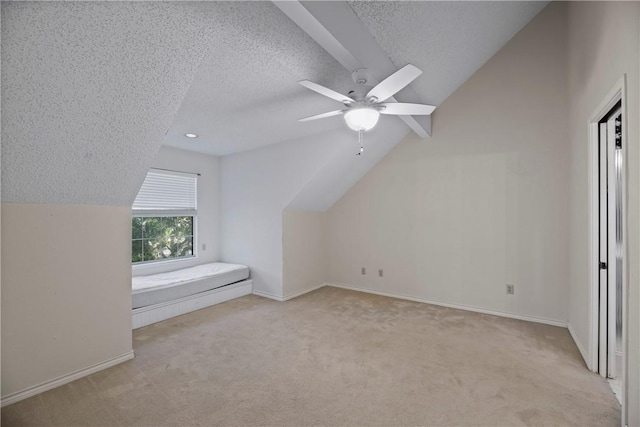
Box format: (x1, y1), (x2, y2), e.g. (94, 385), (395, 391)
(133, 169), (197, 215)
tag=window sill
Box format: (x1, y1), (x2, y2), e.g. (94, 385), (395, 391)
(132, 256), (198, 276)
(133, 255), (196, 267)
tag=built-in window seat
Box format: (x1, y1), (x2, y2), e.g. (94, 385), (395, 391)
(132, 262), (252, 329)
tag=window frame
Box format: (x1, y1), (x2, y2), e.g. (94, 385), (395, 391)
(131, 168), (199, 266)
(131, 213), (198, 266)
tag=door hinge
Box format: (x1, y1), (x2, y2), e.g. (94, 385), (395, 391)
(600, 261), (608, 270)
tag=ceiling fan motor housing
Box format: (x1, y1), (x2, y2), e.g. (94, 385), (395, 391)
(349, 68), (377, 104)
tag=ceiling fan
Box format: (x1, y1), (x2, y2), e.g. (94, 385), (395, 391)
(298, 64), (436, 133)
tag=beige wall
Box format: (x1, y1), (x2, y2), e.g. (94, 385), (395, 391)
(326, 3), (569, 323)
(282, 210), (327, 300)
(1, 203), (133, 397)
(566, 2), (640, 424)
(1, 1), (218, 403)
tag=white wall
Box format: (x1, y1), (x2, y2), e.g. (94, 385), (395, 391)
(282, 210), (327, 299)
(287, 126), (410, 211)
(326, 3), (569, 324)
(220, 132), (343, 300)
(1, 204), (133, 397)
(566, 2), (640, 424)
(221, 121), (407, 300)
(132, 146), (220, 276)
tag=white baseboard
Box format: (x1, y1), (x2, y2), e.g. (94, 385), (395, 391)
(252, 289), (284, 301)
(133, 280), (252, 329)
(253, 283), (327, 302)
(326, 282), (567, 328)
(283, 283), (327, 301)
(1, 350), (134, 408)
(568, 322), (591, 369)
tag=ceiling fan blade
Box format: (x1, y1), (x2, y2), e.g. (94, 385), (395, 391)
(298, 80), (355, 104)
(366, 64), (422, 102)
(298, 109), (345, 122)
(379, 102), (435, 116)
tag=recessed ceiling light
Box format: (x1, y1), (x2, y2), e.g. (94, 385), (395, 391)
(185, 133), (198, 138)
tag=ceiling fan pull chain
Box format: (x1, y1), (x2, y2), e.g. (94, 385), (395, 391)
(357, 130), (364, 155)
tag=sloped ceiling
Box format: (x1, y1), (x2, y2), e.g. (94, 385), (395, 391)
(163, 1), (353, 156)
(1, 1), (549, 205)
(165, 1), (547, 156)
(1, 2), (220, 205)
(348, 1), (548, 105)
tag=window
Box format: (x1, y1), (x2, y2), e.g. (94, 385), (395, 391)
(132, 169), (197, 264)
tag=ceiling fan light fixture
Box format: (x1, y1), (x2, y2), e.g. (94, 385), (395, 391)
(344, 107), (380, 132)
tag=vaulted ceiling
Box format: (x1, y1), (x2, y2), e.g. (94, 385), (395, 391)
(1, 1), (548, 206)
(164, 1), (548, 156)
(162, 1), (352, 156)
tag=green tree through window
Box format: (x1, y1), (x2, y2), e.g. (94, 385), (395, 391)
(132, 216), (194, 263)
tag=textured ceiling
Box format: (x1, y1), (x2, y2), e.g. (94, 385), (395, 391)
(348, 1), (548, 106)
(2, 1), (551, 205)
(163, 1), (354, 156)
(166, 1), (547, 156)
(1, 2), (220, 205)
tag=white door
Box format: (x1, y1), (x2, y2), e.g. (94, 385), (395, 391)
(598, 106), (623, 380)
(598, 120), (608, 377)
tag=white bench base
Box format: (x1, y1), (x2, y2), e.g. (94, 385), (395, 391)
(132, 279), (253, 329)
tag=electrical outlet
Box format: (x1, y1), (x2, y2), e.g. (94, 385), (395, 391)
(202, 243), (207, 251)
(378, 269), (384, 277)
(361, 267), (366, 275)
(506, 284), (514, 295)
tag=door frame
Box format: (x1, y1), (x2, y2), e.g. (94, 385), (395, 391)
(587, 75), (627, 418)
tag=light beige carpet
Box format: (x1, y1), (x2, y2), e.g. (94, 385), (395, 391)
(2, 286), (620, 426)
